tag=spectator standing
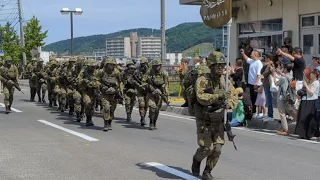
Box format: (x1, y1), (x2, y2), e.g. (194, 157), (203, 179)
(272, 63), (294, 135)
(261, 52), (275, 121)
(255, 85), (266, 119)
(295, 70), (319, 140)
(230, 58), (244, 89)
(277, 47), (306, 90)
(175, 58), (188, 107)
(240, 49), (263, 117)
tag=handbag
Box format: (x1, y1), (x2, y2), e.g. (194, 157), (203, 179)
(269, 75), (279, 92)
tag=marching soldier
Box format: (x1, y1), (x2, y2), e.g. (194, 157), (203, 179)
(134, 57), (149, 126)
(146, 58), (169, 130)
(46, 60), (58, 107)
(0, 56), (19, 114)
(73, 56), (85, 121)
(35, 59), (47, 103)
(26, 58), (37, 101)
(98, 57), (121, 131)
(122, 60), (138, 122)
(65, 57), (76, 115)
(191, 52), (238, 180)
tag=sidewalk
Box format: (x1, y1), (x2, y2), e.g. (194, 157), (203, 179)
(18, 79), (297, 134)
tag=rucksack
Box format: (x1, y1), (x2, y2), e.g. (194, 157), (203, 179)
(242, 99), (253, 120)
(283, 77), (297, 104)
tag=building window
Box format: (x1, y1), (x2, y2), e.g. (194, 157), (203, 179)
(239, 19), (282, 35)
(302, 16), (315, 27)
(303, 34), (314, 54)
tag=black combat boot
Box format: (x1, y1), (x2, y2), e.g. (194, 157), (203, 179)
(202, 166), (214, 180)
(69, 107), (74, 116)
(5, 106), (10, 114)
(181, 101), (188, 107)
(60, 106), (65, 112)
(191, 156), (201, 177)
(86, 116), (94, 126)
(38, 95), (41, 102)
(42, 95), (46, 103)
(126, 113), (132, 122)
(153, 119), (157, 130)
(49, 101), (53, 107)
(149, 119), (154, 131)
(108, 120), (112, 130)
(76, 113), (81, 122)
(140, 116), (146, 126)
(53, 101), (58, 107)
(103, 120), (108, 131)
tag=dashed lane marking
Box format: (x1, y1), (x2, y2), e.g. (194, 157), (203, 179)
(144, 162), (199, 180)
(0, 103), (22, 112)
(38, 120), (99, 142)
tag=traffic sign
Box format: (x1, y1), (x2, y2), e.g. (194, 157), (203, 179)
(0, 50), (4, 56)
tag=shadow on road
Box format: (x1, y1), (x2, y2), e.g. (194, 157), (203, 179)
(114, 119), (149, 130)
(136, 162), (195, 179)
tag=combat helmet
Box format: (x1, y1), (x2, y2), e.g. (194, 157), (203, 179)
(38, 58), (44, 63)
(105, 57), (117, 65)
(152, 58), (162, 66)
(69, 56), (77, 63)
(126, 60), (135, 68)
(88, 59), (97, 67)
(206, 51), (226, 67)
(140, 57), (148, 64)
(4, 56), (13, 61)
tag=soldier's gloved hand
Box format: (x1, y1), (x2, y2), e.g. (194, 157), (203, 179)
(7, 80), (14, 85)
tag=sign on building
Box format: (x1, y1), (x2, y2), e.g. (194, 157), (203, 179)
(0, 50), (4, 56)
(200, 0), (231, 28)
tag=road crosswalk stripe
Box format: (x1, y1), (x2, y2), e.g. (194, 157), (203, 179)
(0, 103), (22, 112)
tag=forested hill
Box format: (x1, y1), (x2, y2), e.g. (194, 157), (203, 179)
(43, 22), (219, 55)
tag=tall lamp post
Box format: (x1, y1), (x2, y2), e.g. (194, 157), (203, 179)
(60, 8), (83, 56)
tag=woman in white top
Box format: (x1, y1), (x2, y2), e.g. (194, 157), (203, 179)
(295, 69), (320, 139)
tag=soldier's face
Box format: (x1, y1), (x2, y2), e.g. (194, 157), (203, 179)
(211, 64), (225, 75)
(153, 65), (161, 72)
(106, 64), (115, 71)
(140, 63), (147, 71)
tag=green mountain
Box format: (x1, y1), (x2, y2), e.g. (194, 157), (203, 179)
(43, 22), (220, 55)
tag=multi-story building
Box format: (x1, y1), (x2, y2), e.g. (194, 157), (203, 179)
(130, 32), (138, 58)
(137, 36), (161, 58)
(106, 37), (131, 58)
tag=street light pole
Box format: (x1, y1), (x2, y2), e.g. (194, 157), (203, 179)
(70, 12), (74, 56)
(160, 0), (166, 62)
(17, 0), (26, 65)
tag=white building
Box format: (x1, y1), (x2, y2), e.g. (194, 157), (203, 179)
(166, 53), (183, 65)
(180, 0), (320, 65)
(106, 37), (131, 58)
(137, 36), (161, 58)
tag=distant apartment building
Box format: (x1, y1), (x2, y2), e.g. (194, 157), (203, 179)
(106, 37), (131, 58)
(137, 36), (161, 58)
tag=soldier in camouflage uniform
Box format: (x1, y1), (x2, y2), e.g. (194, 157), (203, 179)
(146, 58), (169, 130)
(65, 57), (76, 115)
(0, 56), (19, 114)
(56, 60), (68, 112)
(134, 57), (149, 126)
(46, 60), (58, 107)
(191, 52), (238, 180)
(122, 60), (138, 122)
(98, 57), (121, 131)
(78, 60), (99, 126)
(35, 59), (47, 103)
(26, 58), (37, 101)
(73, 56), (85, 121)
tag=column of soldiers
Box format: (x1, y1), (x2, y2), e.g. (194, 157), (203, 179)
(22, 56), (169, 131)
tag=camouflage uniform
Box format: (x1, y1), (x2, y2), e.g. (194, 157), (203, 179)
(191, 52), (238, 180)
(122, 60), (137, 122)
(46, 60), (58, 107)
(35, 59), (47, 103)
(65, 57), (76, 115)
(26, 58), (37, 101)
(0, 56), (19, 114)
(56, 61), (68, 112)
(134, 58), (149, 126)
(78, 60), (99, 126)
(146, 58), (169, 130)
(98, 57), (121, 131)
(74, 56), (85, 121)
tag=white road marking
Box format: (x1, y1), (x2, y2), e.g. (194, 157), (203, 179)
(144, 162), (199, 180)
(0, 103), (22, 112)
(38, 120), (99, 142)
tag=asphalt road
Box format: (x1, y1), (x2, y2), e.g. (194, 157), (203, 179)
(0, 88), (319, 180)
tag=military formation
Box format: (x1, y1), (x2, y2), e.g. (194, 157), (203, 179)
(0, 51), (239, 180)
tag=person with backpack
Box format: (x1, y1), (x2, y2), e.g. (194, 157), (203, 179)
(271, 63), (294, 135)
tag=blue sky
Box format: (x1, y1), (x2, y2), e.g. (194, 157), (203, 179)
(19, 0), (202, 44)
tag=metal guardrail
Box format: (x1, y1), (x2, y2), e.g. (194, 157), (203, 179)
(162, 65), (195, 82)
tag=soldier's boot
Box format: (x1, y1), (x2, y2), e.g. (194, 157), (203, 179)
(140, 116), (146, 126)
(95, 105), (99, 112)
(8, 104), (12, 112)
(153, 119), (157, 130)
(5, 106), (10, 114)
(181, 101), (188, 107)
(86, 116), (94, 126)
(126, 113), (132, 122)
(103, 120), (108, 132)
(60, 104), (65, 112)
(42, 95), (46, 103)
(191, 156), (201, 177)
(69, 107), (74, 116)
(49, 101), (53, 107)
(38, 94), (41, 102)
(76, 113), (82, 122)
(108, 120), (112, 130)
(149, 119), (155, 131)
(58, 102), (61, 110)
(202, 166), (214, 180)
(53, 101), (58, 107)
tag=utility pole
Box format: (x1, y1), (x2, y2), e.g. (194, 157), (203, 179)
(160, 0), (166, 62)
(70, 12), (74, 56)
(17, 0), (27, 65)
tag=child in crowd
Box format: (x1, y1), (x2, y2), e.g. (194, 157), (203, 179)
(254, 85), (267, 119)
(230, 88), (245, 127)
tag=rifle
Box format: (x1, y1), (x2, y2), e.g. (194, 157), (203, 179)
(132, 75), (146, 91)
(101, 77), (124, 105)
(147, 78), (170, 105)
(1, 70), (24, 94)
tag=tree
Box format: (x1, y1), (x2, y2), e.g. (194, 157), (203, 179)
(0, 22), (23, 64)
(24, 16), (48, 62)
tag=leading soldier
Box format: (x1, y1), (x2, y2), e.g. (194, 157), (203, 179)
(35, 58), (47, 103)
(0, 56), (19, 114)
(122, 60), (137, 122)
(191, 52), (238, 180)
